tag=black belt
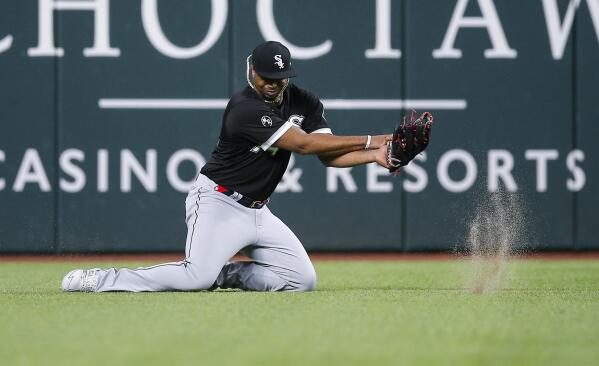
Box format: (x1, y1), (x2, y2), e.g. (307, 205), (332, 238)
(215, 185), (269, 209)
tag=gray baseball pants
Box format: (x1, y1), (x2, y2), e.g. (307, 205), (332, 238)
(94, 174), (316, 292)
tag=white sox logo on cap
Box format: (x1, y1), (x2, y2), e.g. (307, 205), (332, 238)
(261, 115), (273, 127)
(274, 55), (284, 69)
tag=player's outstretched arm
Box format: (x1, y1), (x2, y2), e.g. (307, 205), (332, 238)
(318, 145), (389, 168)
(274, 127), (390, 156)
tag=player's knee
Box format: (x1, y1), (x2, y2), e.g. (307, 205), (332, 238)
(181, 265), (218, 291)
(295, 267), (317, 292)
(193, 278), (217, 291)
(177, 276), (215, 291)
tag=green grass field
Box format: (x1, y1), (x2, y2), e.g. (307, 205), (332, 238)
(1, 259), (598, 366)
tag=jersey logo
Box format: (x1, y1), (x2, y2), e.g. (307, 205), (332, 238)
(249, 146), (279, 156)
(274, 55), (284, 69)
(261, 115), (273, 127)
(289, 115), (305, 127)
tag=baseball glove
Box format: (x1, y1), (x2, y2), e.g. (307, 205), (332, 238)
(387, 110), (434, 175)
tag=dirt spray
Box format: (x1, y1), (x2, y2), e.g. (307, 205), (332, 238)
(462, 189), (529, 294)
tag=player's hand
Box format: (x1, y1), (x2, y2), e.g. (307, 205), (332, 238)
(369, 134), (393, 149)
(374, 144), (389, 168)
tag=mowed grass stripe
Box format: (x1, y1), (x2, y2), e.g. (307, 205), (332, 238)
(0, 260), (598, 366)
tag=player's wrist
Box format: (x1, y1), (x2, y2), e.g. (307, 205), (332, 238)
(368, 148), (379, 163)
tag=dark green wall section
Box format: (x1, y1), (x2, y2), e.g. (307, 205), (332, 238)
(576, 1), (599, 250)
(0, 0), (596, 253)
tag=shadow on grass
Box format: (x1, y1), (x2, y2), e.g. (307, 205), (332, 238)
(315, 286), (593, 293)
(1, 287), (592, 296)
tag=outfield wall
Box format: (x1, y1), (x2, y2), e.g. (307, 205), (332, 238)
(0, 0), (598, 253)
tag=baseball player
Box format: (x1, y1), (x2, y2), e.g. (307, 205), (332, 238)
(61, 41), (431, 292)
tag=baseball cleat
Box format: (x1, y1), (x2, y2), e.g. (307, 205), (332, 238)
(61, 269), (101, 292)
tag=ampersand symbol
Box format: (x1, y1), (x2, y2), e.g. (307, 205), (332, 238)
(275, 154), (303, 192)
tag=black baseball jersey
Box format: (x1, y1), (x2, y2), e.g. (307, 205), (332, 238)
(201, 83), (331, 201)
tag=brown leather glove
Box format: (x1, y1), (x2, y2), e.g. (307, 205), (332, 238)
(387, 111), (434, 175)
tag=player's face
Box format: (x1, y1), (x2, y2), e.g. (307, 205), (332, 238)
(252, 70), (289, 101)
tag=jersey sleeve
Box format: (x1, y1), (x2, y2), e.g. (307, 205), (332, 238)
(302, 92), (332, 135)
(226, 100), (295, 151)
